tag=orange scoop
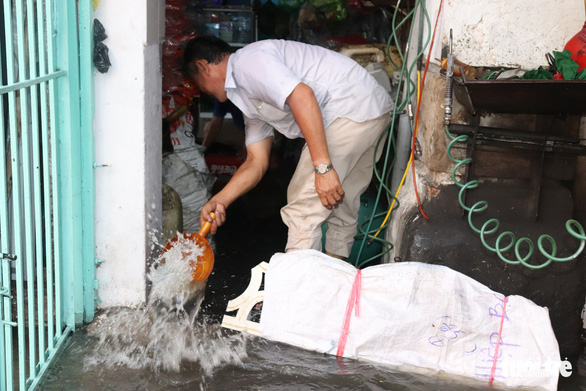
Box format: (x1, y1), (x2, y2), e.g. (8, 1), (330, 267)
(161, 212), (216, 282)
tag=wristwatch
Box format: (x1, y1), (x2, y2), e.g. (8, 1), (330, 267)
(314, 163), (333, 174)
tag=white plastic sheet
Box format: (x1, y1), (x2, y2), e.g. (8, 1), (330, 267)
(260, 250), (561, 390)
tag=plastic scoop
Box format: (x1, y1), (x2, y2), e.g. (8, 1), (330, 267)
(161, 212), (216, 282)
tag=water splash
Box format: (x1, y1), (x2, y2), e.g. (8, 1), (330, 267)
(149, 235), (206, 314)
(84, 237), (247, 375)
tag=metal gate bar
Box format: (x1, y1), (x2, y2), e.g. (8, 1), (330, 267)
(2, 2), (25, 390)
(1, 1), (95, 390)
(0, 41), (14, 391)
(0, 7), (12, 389)
(16, 0), (40, 378)
(43, 0), (62, 357)
(44, 0), (61, 357)
(28, 0), (45, 372)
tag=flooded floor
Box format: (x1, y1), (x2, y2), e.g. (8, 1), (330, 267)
(38, 162), (586, 391)
(40, 328), (499, 391)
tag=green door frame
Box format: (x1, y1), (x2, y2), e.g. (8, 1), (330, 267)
(54, 0), (96, 329)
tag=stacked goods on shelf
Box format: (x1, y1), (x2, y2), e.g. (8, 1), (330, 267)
(163, 0), (198, 114)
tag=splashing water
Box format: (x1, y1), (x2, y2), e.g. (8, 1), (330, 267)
(149, 235), (207, 313)
(84, 237), (247, 374)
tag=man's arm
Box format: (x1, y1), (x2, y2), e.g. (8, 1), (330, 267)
(285, 82), (344, 210)
(200, 136), (273, 233)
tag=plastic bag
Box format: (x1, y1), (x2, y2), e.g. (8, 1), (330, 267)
(93, 42), (111, 74)
(94, 18), (107, 42)
(93, 19), (111, 73)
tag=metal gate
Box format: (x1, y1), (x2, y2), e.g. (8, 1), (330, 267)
(0, 1), (94, 390)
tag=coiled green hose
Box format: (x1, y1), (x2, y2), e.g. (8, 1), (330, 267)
(445, 125), (586, 269)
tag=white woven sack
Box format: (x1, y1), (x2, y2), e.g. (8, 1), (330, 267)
(260, 250), (560, 391)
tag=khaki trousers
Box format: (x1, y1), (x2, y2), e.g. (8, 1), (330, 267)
(281, 113), (390, 257)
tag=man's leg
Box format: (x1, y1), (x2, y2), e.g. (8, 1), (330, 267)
(281, 113), (390, 256)
(324, 114), (390, 258)
(280, 143), (330, 252)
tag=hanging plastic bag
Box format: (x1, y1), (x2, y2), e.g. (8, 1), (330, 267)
(93, 19), (111, 73)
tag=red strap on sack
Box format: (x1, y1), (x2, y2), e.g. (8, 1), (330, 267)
(489, 296), (508, 387)
(336, 269), (362, 357)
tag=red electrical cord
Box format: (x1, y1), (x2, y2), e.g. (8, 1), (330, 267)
(411, 0), (444, 221)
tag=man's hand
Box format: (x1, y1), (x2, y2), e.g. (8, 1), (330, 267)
(315, 169), (345, 209)
(200, 200), (227, 234)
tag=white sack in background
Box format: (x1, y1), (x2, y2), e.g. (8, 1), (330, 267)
(162, 152), (214, 233)
(168, 105), (212, 176)
(175, 146), (212, 177)
(260, 250), (560, 391)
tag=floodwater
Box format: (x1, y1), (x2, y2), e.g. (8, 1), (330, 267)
(36, 312), (586, 391)
(39, 327), (499, 391)
(38, 167), (586, 391)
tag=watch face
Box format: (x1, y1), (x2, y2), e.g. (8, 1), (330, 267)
(315, 164), (331, 174)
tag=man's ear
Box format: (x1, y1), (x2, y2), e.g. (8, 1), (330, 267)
(195, 59), (209, 75)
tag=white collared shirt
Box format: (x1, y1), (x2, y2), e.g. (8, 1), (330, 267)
(225, 39), (394, 146)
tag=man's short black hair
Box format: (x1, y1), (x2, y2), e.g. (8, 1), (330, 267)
(183, 36), (232, 77)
